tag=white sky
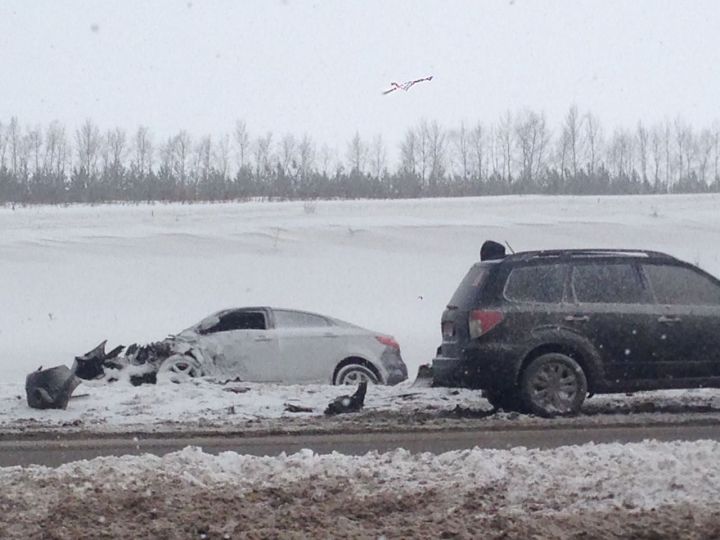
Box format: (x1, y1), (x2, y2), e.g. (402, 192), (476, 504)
(1, 0), (719, 151)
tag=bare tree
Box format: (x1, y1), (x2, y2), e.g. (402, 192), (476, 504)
(234, 120), (251, 170)
(450, 122), (470, 182)
(584, 112), (602, 175)
(171, 130), (192, 183)
(369, 135), (386, 180)
(562, 105), (583, 177)
(399, 128), (417, 175)
(194, 135), (212, 181)
(0, 120), (5, 170)
(697, 128), (714, 185)
(7, 117), (20, 175)
(497, 111), (514, 183)
(132, 126), (153, 176)
(75, 119), (101, 175)
(674, 118), (692, 182)
(254, 132), (273, 176)
(25, 125), (43, 175)
(636, 121), (649, 183)
(213, 134), (231, 178)
(515, 110), (549, 183)
(346, 131), (367, 174)
(415, 120), (431, 183)
(103, 127), (126, 174)
(427, 120), (446, 192)
(297, 134), (316, 179)
(469, 122), (485, 181)
(649, 124), (663, 189)
(607, 128), (634, 179)
(279, 133), (296, 175)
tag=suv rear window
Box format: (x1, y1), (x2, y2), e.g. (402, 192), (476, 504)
(448, 264), (491, 308)
(571, 263), (648, 304)
(504, 264), (566, 303)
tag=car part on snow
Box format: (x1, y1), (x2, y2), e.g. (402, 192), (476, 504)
(324, 382), (367, 415)
(411, 363), (434, 387)
(26, 365), (81, 409)
(73, 340), (125, 380)
(284, 403), (314, 413)
(73, 340), (178, 386)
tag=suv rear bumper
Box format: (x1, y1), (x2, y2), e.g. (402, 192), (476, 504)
(432, 343), (521, 389)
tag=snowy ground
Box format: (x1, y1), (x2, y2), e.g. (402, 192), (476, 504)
(2, 441), (719, 538)
(3, 378), (720, 435)
(3, 194), (720, 433)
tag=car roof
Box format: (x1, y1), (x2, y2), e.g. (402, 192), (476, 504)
(494, 248), (678, 264)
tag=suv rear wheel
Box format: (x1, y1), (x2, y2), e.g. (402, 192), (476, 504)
(520, 353), (587, 417)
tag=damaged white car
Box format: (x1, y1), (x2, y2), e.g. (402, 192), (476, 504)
(74, 307), (408, 386)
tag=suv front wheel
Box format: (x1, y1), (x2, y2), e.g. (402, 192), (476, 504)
(520, 353), (587, 417)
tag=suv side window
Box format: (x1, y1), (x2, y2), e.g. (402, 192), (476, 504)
(643, 264), (720, 305)
(504, 264), (567, 303)
(571, 262), (648, 304)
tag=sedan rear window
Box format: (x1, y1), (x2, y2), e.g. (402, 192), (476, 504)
(274, 310), (329, 328)
(504, 264), (566, 303)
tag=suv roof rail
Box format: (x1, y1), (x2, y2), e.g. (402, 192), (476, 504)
(508, 248), (675, 261)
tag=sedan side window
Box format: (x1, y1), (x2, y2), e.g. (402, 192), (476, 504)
(643, 264), (720, 305)
(504, 264), (566, 303)
(571, 263), (648, 304)
(201, 311), (267, 334)
(274, 310), (329, 328)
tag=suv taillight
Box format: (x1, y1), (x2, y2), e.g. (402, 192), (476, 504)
(468, 310), (504, 339)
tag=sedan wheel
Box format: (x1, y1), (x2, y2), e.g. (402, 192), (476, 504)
(157, 354), (202, 383)
(335, 363), (380, 385)
(520, 353), (587, 417)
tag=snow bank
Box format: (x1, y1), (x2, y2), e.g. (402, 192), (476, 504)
(2, 441), (719, 538)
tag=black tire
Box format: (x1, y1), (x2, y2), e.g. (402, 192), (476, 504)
(483, 388), (524, 412)
(520, 353), (587, 417)
(334, 363), (380, 385)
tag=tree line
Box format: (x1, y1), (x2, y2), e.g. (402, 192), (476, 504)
(1, 107), (719, 205)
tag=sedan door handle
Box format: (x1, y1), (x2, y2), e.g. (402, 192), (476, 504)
(323, 333), (339, 338)
(565, 315), (589, 322)
(254, 336), (272, 342)
(658, 315), (681, 324)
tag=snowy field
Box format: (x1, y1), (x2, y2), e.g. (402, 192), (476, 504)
(3, 193), (720, 383)
(2, 441), (720, 538)
(3, 194), (720, 430)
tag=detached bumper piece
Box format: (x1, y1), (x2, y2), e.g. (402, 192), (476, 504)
(26, 365), (81, 410)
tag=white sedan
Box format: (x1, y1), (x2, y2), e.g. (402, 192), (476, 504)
(157, 307), (408, 385)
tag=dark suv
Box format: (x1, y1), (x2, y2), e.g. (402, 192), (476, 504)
(432, 241), (720, 416)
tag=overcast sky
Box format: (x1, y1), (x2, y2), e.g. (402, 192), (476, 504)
(1, 0), (719, 153)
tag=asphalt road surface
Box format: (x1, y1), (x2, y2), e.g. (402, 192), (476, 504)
(2, 423), (720, 467)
